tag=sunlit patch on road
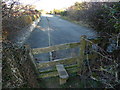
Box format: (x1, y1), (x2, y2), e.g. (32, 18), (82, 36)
(42, 14), (54, 17)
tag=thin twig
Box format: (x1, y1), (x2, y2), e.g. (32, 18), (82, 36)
(90, 76), (115, 89)
(92, 49), (113, 61)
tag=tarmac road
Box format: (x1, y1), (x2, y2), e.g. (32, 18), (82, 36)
(25, 14), (97, 62)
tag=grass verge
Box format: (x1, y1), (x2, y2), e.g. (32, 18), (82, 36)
(60, 16), (91, 28)
(39, 75), (103, 88)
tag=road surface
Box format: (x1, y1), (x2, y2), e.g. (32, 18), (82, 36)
(25, 14), (97, 61)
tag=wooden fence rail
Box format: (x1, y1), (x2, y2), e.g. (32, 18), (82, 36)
(32, 38), (100, 55)
(37, 57), (78, 69)
(32, 42), (81, 55)
(37, 54), (98, 69)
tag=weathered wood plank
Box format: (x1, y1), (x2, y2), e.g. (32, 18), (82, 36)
(24, 45), (40, 76)
(32, 42), (80, 55)
(67, 68), (79, 74)
(37, 53), (98, 69)
(56, 64), (69, 85)
(32, 38), (100, 55)
(37, 57), (78, 69)
(77, 35), (87, 74)
(29, 52), (37, 69)
(39, 67), (79, 78)
(56, 64), (69, 79)
(39, 64), (78, 74)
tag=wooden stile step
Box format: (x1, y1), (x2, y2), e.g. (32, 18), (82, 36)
(56, 64), (69, 85)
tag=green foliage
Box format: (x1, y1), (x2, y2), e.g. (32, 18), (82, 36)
(60, 11), (67, 16)
(108, 3), (120, 33)
(52, 9), (65, 15)
(31, 15), (37, 21)
(74, 2), (88, 10)
(65, 2), (120, 34)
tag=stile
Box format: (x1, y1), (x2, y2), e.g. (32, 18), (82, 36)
(26, 35), (102, 79)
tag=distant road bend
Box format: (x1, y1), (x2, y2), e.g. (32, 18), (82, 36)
(25, 14), (97, 62)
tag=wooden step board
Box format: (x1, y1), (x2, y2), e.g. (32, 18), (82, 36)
(56, 64), (69, 85)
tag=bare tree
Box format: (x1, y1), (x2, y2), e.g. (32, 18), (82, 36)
(2, 0), (20, 18)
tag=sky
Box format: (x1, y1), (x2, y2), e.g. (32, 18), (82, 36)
(19, 0), (83, 11)
(6, 0), (119, 11)
(34, 0), (82, 11)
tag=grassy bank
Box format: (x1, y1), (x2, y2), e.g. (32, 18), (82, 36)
(39, 75), (103, 88)
(60, 16), (91, 28)
(2, 14), (40, 41)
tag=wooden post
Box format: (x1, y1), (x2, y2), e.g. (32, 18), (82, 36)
(24, 45), (39, 76)
(77, 35), (87, 75)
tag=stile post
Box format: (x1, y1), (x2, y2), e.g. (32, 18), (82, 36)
(77, 35), (87, 75)
(24, 45), (39, 76)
